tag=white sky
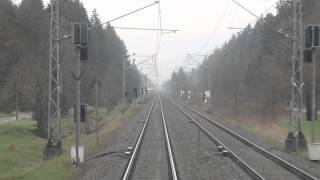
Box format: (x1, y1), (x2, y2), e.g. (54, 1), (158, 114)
(14, 0), (279, 83)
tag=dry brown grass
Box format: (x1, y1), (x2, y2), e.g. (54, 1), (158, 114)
(224, 113), (289, 145)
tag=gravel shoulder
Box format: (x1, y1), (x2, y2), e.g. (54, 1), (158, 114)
(78, 99), (154, 180)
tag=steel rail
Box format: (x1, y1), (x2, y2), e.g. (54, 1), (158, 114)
(165, 97), (265, 180)
(176, 99), (318, 180)
(122, 99), (156, 180)
(159, 96), (179, 180)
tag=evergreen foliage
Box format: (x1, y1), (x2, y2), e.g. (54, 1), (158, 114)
(0, 1), (140, 137)
(169, 0), (320, 118)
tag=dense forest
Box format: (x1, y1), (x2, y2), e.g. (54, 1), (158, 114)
(0, 0), (141, 137)
(169, 0), (320, 121)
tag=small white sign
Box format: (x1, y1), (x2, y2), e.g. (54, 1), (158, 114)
(204, 90), (211, 103)
(205, 90), (211, 98)
(71, 145), (84, 163)
(308, 143), (320, 160)
(180, 90), (184, 97)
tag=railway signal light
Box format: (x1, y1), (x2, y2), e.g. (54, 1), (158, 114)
(202, 92), (205, 103)
(305, 25), (320, 48)
(304, 49), (312, 63)
(73, 23), (88, 47)
(80, 103), (87, 122)
(134, 88), (138, 99)
(314, 26), (320, 47)
(73, 24), (80, 45)
(80, 24), (88, 46)
(80, 47), (88, 61)
(306, 92), (312, 121)
(73, 104), (87, 122)
(73, 23), (88, 61)
(306, 26), (313, 48)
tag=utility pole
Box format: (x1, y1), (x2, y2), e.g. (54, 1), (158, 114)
(71, 23), (88, 167)
(311, 48), (317, 143)
(207, 67), (211, 105)
(204, 56), (211, 105)
(122, 57), (127, 112)
(145, 74), (148, 96)
(286, 0), (306, 151)
(15, 82), (19, 121)
(74, 47), (81, 166)
(94, 80), (101, 145)
(44, 0), (62, 160)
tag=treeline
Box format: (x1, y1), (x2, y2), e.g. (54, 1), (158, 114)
(0, 0), (141, 137)
(169, 0), (320, 120)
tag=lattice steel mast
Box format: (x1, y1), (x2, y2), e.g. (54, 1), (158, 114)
(286, 0), (306, 151)
(44, 0), (62, 159)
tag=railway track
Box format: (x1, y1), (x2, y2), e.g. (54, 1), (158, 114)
(122, 97), (179, 180)
(165, 96), (318, 180)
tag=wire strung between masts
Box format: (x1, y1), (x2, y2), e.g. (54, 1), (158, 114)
(88, 1), (160, 31)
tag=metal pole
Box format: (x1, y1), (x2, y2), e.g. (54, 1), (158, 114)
(15, 83), (18, 121)
(95, 81), (99, 145)
(122, 57), (126, 112)
(292, 0), (299, 134)
(44, 0), (62, 159)
(75, 48), (81, 166)
(207, 69), (210, 104)
(145, 74), (147, 95)
(297, 0), (305, 143)
(286, 0), (306, 151)
(311, 48), (316, 143)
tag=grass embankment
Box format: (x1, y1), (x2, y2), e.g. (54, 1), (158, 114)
(0, 112), (14, 118)
(225, 114), (320, 146)
(0, 104), (142, 180)
(279, 119), (320, 142)
(224, 114), (288, 144)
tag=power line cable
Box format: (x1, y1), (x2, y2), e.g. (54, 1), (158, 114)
(248, 0), (280, 26)
(207, 0), (279, 55)
(231, 0), (259, 18)
(198, 0), (231, 53)
(108, 26), (177, 32)
(88, 1), (159, 31)
(228, 0), (280, 29)
(156, 1), (163, 55)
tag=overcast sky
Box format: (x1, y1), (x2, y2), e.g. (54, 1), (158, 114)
(14, 0), (279, 83)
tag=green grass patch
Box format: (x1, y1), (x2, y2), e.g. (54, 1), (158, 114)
(279, 118), (320, 142)
(0, 104), (143, 180)
(303, 120), (320, 141)
(224, 112), (320, 146)
(0, 112), (14, 118)
(0, 120), (45, 180)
